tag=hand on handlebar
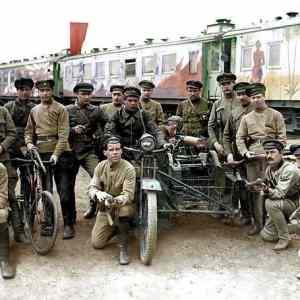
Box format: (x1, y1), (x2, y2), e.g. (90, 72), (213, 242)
(245, 151), (256, 159)
(163, 143), (174, 150)
(96, 191), (113, 204)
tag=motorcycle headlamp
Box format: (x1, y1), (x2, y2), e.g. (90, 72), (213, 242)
(140, 133), (155, 152)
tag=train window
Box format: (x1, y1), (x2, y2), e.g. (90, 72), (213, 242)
(125, 59), (136, 77)
(162, 54), (176, 73)
(72, 64), (81, 78)
(95, 62), (105, 78)
(65, 66), (72, 82)
(142, 56), (155, 74)
(189, 51), (199, 74)
(268, 42), (281, 68)
(109, 60), (121, 77)
(83, 63), (92, 79)
(241, 47), (252, 69)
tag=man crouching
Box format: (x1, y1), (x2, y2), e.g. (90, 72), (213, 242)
(88, 137), (136, 265)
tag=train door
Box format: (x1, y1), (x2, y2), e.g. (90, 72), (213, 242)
(202, 37), (236, 101)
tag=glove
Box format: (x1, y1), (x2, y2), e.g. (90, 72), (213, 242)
(50, 154), (58, 165)
(96, 191), (112, 203)
(114, 195), (128, 207)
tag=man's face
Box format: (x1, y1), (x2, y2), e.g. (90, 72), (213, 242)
(17, 87), (32, 101)
(112, 91), (124, 106)
(38, 88), (53, 102)
(125, 96), (139, 111)
(266, 148), (282, 168)
(141, 88), (153, 100)
(236, 92), (251, 107)
(186, 86), (201, 101)
(252, 93), (266, 110)
(77, 91), (92, 107)
(105, 143), (122, 163)
(221, 81), (234, 96)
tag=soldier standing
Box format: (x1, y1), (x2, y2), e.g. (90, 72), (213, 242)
(259, 140), (300, 251)
(236, 83), (287, 235)
(88, 137), (136, 265)
(0, 106), (16, 279)
(176, 80), (208, 137)
(67, 82), (108, 220)
(25, 80), (75, 239)
(101, 85), (124, 119)
(223, 82), (254, 225)
(208, 73), (238, 156)
(4, 78), (35, 243)
(139, 80), (165, 126)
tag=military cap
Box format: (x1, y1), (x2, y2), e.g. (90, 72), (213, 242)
(216, 73), (237, 84)
(35, 79), (55, 90)
(15, 77), (34, 89)
(139, 80), (155, 89)
(290, 144), (300, 156)
(123, 86), (141, 98)
(247, 83), (266, 97)
(106, 136), (121, 145)
(262, 139), (285, 151)
(73, 82), (94, 93)
(233, 82), (250, 93)
(186, 80), (203, 89)
(110, 85), (124, 93)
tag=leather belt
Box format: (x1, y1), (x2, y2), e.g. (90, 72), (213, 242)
(37, 135), (58, 142)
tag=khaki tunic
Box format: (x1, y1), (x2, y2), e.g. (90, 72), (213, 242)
(236, 107), (287, 157)
(140, 99), (165, 126)
(208, 96), (238, 147)
(101, 103), (122, 120)
(223, 103), (255, 158)
(25, 98), (70, 157)
(0, 163), (8, 223)
(176, 97), (208, 137)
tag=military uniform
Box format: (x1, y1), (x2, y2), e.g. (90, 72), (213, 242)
(24, 93), (76, 229)
(88, 159), (136, 249)
(176, 98), (208, 137)
(140, 99), (165, 126)
(0, 106), (16, 278)
(260, 160), (300, 242)
(101, 103), (122, 120)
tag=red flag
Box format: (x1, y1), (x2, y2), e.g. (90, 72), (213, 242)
(70, 22), (88, 55)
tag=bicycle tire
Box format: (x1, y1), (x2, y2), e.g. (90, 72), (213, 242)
(30, 191), (59, 255)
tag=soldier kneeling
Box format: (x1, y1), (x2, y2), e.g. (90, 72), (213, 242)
(88, 137), (136, 265)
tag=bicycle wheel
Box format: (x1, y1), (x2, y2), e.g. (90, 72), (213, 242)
(29, 191), (59, 255)
(139, 191), (157, 265)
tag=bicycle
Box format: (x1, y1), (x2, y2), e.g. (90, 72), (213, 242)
(11, 149), (59, 255)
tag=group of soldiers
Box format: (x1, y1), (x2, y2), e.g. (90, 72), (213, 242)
(0, 72), (300, 279)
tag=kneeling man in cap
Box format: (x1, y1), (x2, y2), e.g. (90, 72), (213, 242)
(260, 139), (300, 251)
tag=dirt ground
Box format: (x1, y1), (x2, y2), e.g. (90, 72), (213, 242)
(2, 138), (300, 299)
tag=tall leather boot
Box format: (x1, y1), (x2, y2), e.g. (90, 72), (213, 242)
(117, 220), (130, 265)
(84, 200), (97, 219)
(10, 200), (27, 243)
(0, 223), (15, 279)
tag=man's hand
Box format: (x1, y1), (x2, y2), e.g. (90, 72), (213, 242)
(27, 143), (37, 151)
(73, 125), (85, 134)
(96, 191), (112, 203)
(227, 153), (234, 163)
(0, 145), (3, 155)
(214, 142), (225, 155)
(50, 155), (58, 165)
(245, 151), (256, 159)
(114, 195), (128, 207)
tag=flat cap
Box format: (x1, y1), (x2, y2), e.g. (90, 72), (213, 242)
(73, 82), (94, 93)
(123, 86), (141, 98)
(139, 80), (155, 89)
(216, 73), (237, 84)
(110, 85), (125, 93)
(35, 80), (55, 90)
(247, 83), (266, 97)
(262, 139), (285, 151)
(15, 77), (34, 89)
(290, 144), (300, 156)
(233, 82), (250, 93)
(186, 80), (203, 89)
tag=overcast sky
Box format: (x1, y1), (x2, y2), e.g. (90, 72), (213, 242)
(0, 0), (299, 62)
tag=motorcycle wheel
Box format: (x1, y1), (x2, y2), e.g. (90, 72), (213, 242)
(140, 191), (157, 265)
